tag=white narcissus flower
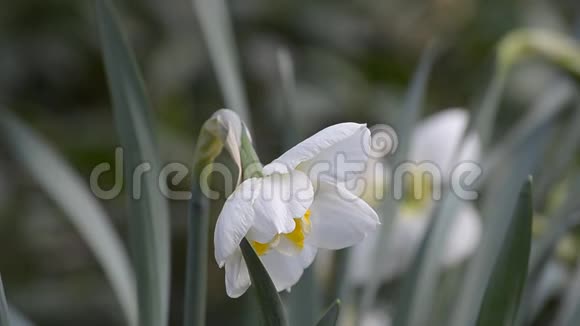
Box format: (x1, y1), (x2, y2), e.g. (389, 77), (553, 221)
(350, 109), (482, 283)
(214, 123), (381, 298)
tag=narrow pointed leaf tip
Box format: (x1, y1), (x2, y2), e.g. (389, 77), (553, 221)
(316, 300), (341, 326)
(476, 177), (533, 326)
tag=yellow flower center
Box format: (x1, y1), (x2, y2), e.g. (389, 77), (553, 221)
(400, 170), (433, 216)
(251, 209), (311, 256)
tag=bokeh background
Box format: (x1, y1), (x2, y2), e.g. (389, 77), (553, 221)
(1, 0), (580, 325)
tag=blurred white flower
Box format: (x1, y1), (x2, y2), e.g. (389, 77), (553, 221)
(350, 109), (482, 283)
(214, 123), (380, 297)
(359, 308), (392, 326)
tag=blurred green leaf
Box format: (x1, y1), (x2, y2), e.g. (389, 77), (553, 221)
(315, 299), (341, 326)
(535, 105), (580, 202)
(326, 249), (349, 306)
(183, 170), (210, 326)
(184, 109), (246, 326)
(0, 275), (9, 326)
(475, 28), (580, 150)
(554, 255), (580, 326)
(392, 191), (464, 326)
(480, 79), (575, 175)
(514, 181), (580, 326)
(96, 1), (170, 326)
(391, 42), (439, 162)
(471, 72), (507, 149)
(192, 0), (252, 128)
(529, 174), (580, 281)
(476, 178), (532, 326)
(0, 111), (137, 326)
(362, 43), (438, 309)
(497, 29), (580, 78)
(7, 307), (34, 326)
(286, 267), (320, 326)
(275, 47), (301, 149)
(240, 238), (288, 326)
(450, 96), (554, 326)
(533, 176), (580, 326)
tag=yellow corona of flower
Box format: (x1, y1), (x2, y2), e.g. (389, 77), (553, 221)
(214, 123), (380, 298)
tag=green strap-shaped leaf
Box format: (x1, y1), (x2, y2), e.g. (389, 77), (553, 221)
(183, 170), (210, 326)
(515, 205), (580, 326)
(535, 104), (580, 202)
(362, 43), (438, 309)
(315, 300), (341, 326)
(479, 80), (574, 175)
(96, 1), (170, 326)
(0, 111), (137, 326)
(0, 275), (9, 326)
(555, 257), (580, 326)
(476, 178), (532, 326)
(7, 306), (34, 326)
(192, 0), (252, 128)
(240, 238), (288, 326)
(471, 28), (580, 151)
(470, 72), (507, 150)
(449, 100), (555, 326)
(392, 191), (464, 326)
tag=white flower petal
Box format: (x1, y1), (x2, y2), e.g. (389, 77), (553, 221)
(224, 249), (251, 298)
(214, 178), (260, 267)
(275, 236), (303, 256)
(299, 244), (318, 268)
(348, 231), (377, 284)
(442, 203), (481, 266)
(263, 123), (369, 180)
(300, 125), (371, 184)
(307, 180), (380, 249)
(350, 202), (480, 284)
(360, 308), (392, 326)
(387, 212), (431, 278)
(260, 251), (305, 291)
(410, 109), (480, 177)
(252, 170), (314, 241)
(246, 226), (276, 244)
(349, 210), (430, 283)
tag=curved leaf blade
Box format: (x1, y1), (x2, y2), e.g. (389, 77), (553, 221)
(183, 172), (210, 326)
(476, 178), (532, 326)
(316, 300), (341, 326)
(449, 102), (555, 326)
(362, 43), (438, 310)
(192, 0), (252, 127)
(0, 111), (137, 326)
(96, 1), (171, 326)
